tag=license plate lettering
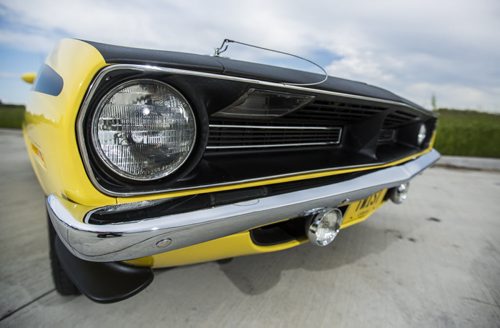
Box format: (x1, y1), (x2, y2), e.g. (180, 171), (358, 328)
(356, 191), (383, 211)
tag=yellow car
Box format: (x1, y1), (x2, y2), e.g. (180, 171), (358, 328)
(23, 39), (439, 303)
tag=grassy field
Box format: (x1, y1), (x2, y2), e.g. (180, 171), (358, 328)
(0, 104), (25, 129)
(1, 105), (499, 158)
(433, 109), (500, 158)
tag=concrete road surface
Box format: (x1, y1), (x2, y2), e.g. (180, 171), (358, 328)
(1, 129), (499, 328)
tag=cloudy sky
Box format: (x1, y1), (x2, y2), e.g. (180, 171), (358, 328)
(0, 0), (499, 112)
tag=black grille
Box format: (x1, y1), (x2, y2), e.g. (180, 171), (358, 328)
(286, 100), (387, 126)
(206, 100), (388, 150)
(207, 99), (422, 151)
(378, 129), (396, 144)
(383, 110), (419, 128)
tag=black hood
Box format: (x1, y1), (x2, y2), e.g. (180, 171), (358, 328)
(83, 40), (426, 111)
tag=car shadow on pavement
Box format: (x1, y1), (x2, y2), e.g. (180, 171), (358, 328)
(217, 220), (402, 295)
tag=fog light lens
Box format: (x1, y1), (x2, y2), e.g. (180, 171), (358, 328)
(390, 183), (409, 204)
(307, 208), (343, 246)
(417, 124), (427, 145)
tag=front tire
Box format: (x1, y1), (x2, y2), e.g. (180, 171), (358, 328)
(47, 212), (81, 296)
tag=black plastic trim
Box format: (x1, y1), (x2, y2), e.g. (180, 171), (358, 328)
(250, 217), (308, 246)
(54, 236), (153, 303)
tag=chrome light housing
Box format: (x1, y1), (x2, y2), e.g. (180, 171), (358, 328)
(306, 208), (344, 246)
(390, 182), (409, 204)
(90, 79), (196, 181)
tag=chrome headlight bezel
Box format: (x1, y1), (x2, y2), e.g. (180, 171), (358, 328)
(89, 79), (197, 181)
(76, 67), (211, 196)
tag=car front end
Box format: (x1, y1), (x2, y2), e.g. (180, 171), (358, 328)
(23, 39), (439, 303)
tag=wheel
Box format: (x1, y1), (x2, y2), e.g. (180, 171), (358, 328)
(47, 212), (81, 296)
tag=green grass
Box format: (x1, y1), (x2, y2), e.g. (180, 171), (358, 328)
(0, 104), (25, 129)
(434, 108), (500, 158)
(1, 104), (499, 158)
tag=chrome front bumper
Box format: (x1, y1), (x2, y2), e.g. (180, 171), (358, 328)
(48, 149), (440, 262)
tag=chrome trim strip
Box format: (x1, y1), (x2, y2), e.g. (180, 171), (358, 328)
(48, 149), (440, 262)
(206, 142), (339, 149)
(77, 64), (431, 197)
(124, 65), (429, 110)
(209, 124), (340, 130)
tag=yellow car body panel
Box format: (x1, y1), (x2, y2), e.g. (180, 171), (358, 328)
(126, 231), (306, 268)
(23, 39), (114, 207)
(24, 39), (436, 269)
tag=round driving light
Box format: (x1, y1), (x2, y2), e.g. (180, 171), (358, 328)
(390, 183), (409, 204)
(307, 208), (344, 246)
(91, 79), (196, 180)
(417, 124), (427, 145)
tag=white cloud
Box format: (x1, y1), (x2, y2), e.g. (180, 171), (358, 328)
(0, 29), (56, 53)
(0, 0), (499, 111)
(403, 83), (500, 113)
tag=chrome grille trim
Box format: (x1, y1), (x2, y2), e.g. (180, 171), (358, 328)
(209, 124), (339, 130)
(206, 142), (339, 150)
(207, 125), (342, 149)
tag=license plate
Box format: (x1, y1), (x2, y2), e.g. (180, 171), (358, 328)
(342, 189), (387, 227)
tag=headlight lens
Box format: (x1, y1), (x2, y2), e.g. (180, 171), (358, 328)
(417, 123), (427, 145)
(91, 79), (196, 181)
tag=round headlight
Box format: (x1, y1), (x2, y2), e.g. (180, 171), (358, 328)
(91, 79), (196, 181)
(417, 123), (427, 145)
